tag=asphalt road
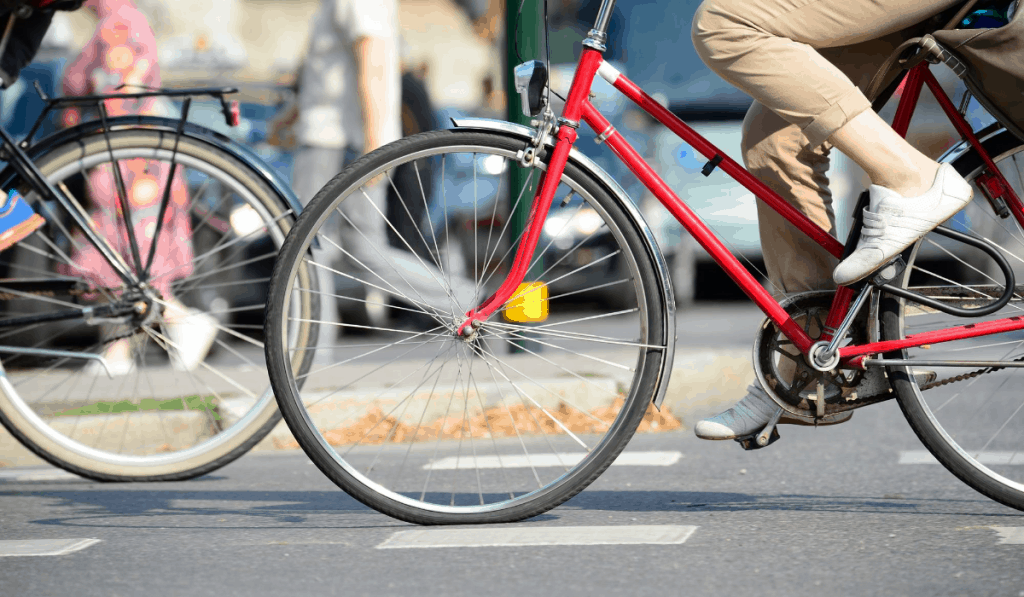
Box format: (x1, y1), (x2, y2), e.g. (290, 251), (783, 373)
(1, 397), (1022, 597)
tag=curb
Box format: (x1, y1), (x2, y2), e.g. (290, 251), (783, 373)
(0, 349), (754, 467)
(250, 348), (753, 452)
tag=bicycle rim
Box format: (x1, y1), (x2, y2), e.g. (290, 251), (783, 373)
(0, 129), (316, 480)
(267, 130), (669, 524)
(882, 131), (1024, 510)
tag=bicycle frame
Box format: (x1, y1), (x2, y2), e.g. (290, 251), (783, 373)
(460, 3), (1024, 368)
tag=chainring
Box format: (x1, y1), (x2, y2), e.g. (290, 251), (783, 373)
(753, 291), (871, 419)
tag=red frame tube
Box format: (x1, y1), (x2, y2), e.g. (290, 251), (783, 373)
(579, 101), (814, 352)
(841, 314), (1024, 360)
(608, 73), (845, 259)
(921, 67), (1024, 220)
(465, 52), (1024, 359)
(458, 49), (603, 331)
(891, 66), (925, 137)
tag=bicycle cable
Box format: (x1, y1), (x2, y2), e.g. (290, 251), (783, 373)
(513, 0), (568, 104)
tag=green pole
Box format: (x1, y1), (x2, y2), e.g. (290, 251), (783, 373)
(506, 0), (543, 250)
(506, 0), (544, 352)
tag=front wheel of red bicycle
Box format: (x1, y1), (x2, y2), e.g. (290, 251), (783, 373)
(265, 129), (672, 524)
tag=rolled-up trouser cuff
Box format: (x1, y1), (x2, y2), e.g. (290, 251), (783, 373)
(801, 88), (872, 148)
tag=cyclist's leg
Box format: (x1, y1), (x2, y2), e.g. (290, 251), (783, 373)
(0, 9), (52, 88)
(695, 34), (912, 440)
(747, 31), (919, 295)
(693, 0), (971, 284)
(695, 108), (853, 439)
(746, 103), (839, 298)
(691, 0), (956, 151)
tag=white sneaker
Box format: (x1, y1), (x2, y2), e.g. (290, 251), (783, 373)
(165, 308), (219, 371)
(694, 381), (854, 440)
(833, 164), (973, 286)
(82, 354), (135, 377)
(82, 338), (135, 377)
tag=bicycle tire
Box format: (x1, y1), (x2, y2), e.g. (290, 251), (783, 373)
(880, 130), (1024, 511)
(0, 126), (318, 481)
(265, 129), (669, 524)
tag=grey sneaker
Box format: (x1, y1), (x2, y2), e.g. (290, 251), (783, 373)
(694, 368), (939, 441)
(694, 381), (853, 440)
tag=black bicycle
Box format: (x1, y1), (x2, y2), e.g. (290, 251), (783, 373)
(0, 80), (319, 481)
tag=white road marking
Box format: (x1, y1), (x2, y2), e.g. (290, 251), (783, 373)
(992, 527), (1024, 545)
(0, 468), (79, 482)
(423, 450), (682, 470)
(899, 450), (1024, 465)
(0, 539), (101, 557)
(377, 525), (698, 549)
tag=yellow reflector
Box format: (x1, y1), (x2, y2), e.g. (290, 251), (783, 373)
(504, 282), (549, 322)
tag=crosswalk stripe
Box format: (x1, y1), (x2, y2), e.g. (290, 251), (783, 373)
(0, 468), (79, 482)
(899, 450), (1024, 465)
(377, 525), (698, 549)
(992, 527), (1024, 544)
(0, 539), (101, 557)
(423, 450), (682, 470)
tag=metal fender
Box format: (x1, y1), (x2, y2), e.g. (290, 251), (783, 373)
(452, 117), (677, 408)
(937, 125), (1006, 165)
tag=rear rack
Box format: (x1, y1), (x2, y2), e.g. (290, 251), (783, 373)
(20, 84), (241, 147)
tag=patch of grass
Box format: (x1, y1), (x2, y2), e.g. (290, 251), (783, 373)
(53, 395), (219, 419)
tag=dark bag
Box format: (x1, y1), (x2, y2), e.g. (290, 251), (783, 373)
(932, 3), (1024, 134)
(0, 0), (82, 87)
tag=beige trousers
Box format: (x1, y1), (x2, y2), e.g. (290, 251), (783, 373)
(691, 0), (962, 295)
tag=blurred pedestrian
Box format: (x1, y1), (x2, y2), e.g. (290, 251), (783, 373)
(293, 0), (473, 345)
(60, 0), (217, 374)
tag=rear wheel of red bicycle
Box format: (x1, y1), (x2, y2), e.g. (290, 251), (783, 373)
(265, 129), (671, 524)
(881, 130), (1024, 511)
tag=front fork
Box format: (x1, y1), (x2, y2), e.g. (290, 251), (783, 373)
(456, 120), (577, 336)
(456, 49), (607, 336)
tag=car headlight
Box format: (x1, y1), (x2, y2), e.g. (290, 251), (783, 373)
(574, 207), (603, 236)
(476, 154), (506, 176)
(542, 207), (605, 248)
(230, 204), (266, 238)
(543, 213), (570, 238)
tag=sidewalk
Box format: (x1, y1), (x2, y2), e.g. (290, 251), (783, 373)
(0, 348), (753, 467)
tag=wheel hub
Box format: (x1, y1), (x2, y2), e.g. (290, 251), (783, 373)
(458, 318), (483, 342)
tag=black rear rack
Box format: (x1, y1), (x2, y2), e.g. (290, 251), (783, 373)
(20, 83), (240, 146)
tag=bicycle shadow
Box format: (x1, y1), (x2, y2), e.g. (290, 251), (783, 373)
(5, 488), (391, 530)
(6, 486), (1020, 530)
(561, 489), (1024, 518)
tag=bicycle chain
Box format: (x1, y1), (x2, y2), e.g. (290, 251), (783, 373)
(859, 354), (1024, 401)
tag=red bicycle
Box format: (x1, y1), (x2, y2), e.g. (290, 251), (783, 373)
(266, 1), (1024, 524)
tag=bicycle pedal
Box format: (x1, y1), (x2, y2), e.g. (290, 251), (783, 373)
(869, 257), (906, 286)
(735, 426), (780, 451)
